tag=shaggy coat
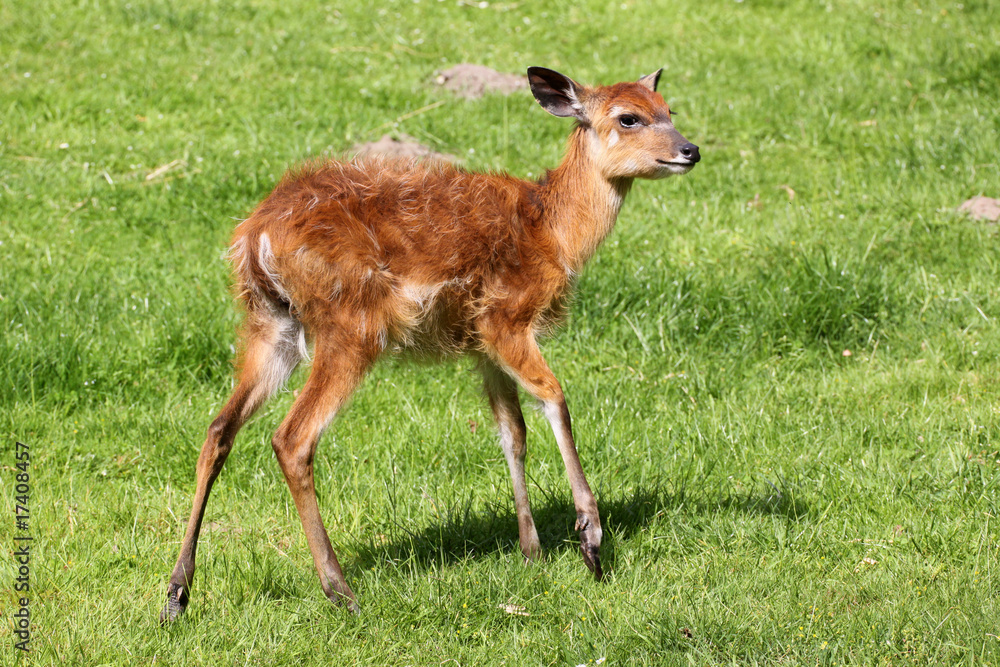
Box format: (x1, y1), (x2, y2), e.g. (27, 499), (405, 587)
(161, 67), (699, 621)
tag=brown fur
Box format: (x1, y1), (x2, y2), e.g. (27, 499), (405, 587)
(233, 157), (562, 357)
(161, 67), (699, 620)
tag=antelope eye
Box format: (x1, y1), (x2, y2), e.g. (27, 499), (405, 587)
(618, 114), (640, 128)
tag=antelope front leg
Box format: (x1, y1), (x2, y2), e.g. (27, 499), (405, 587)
(484, 333), (603, 579)
(541, 394), (603, 579)
(482, 361), (542, 561)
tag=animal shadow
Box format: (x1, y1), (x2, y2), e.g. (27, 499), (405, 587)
(350, 477), (809, 573)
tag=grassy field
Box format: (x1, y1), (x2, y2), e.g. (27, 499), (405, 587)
(2, 0), (999, 663)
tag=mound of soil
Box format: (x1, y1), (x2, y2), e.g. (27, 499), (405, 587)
(435, 64), (526, 99)
(351, 133), (456, 162)
(959, 196), (1000, 222)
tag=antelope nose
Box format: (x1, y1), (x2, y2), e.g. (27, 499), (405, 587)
(680, 143), (701, 163)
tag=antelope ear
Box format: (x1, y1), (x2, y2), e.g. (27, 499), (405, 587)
(637, 68), (662, 92)
(527, 67), (587, 121)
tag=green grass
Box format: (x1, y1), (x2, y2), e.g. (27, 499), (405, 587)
(2, 0), (999, 664)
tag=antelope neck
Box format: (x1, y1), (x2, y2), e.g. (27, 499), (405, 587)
(539, 125), (633, 273)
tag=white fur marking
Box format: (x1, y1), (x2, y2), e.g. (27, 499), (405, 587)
(498, 420), (515, 455)
(400, 281), (443, 312)
(586, 127), (602, 155)
(297, 326), (309, 361)
(258, 233), (291, 303)
(541, 401), (574, 451)
(241, 313), (304, 419)
(607, 130), (619, 148)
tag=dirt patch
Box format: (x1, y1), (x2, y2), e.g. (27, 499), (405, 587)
(959, 196), (1000, 222)
(435, 64), (526, 99)
(351, 133), (456, 163)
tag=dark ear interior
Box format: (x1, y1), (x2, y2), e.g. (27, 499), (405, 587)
(637, 68), (662, 92)
(527, 67), (586, 120)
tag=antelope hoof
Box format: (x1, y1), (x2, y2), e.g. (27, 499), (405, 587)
(580, 537), (604, 581)
(575, 514), (604, 581)
(329, 590), (361, 614)
(522, 545), (543, 564)
(521, 532), (543, 563)
(159, 583), (189, 624)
